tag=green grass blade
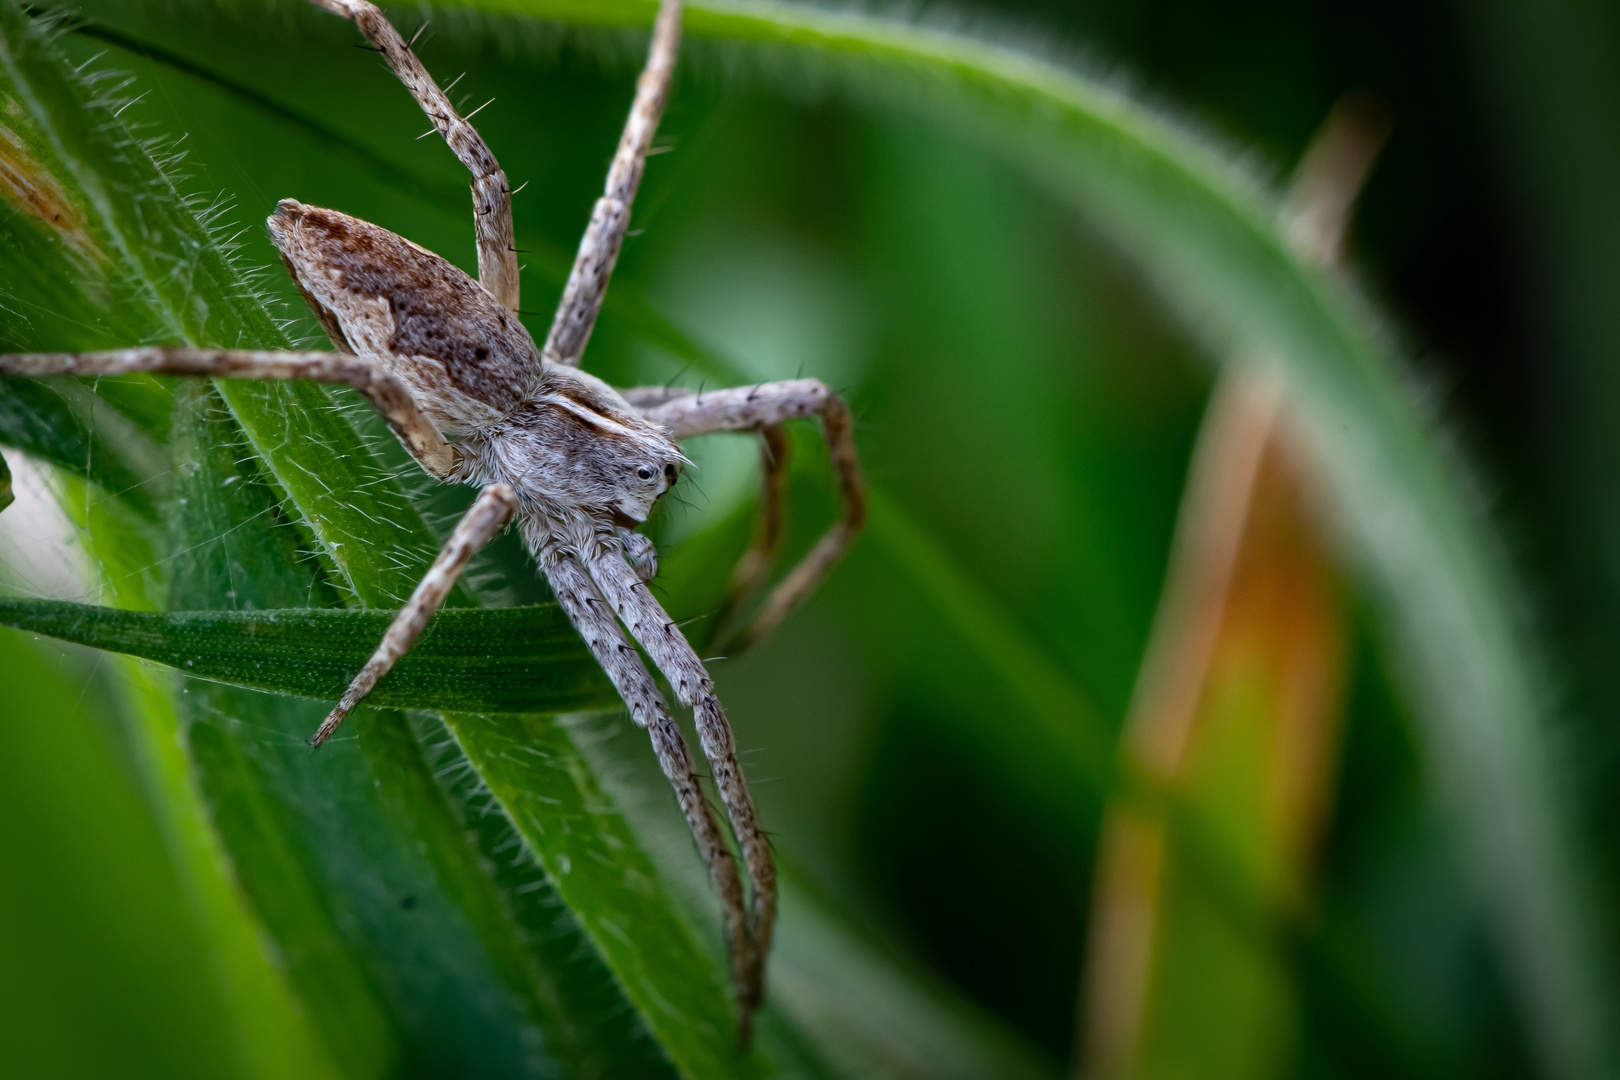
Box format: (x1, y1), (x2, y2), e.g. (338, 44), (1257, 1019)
(0, 597), (617, 712)
(444, 709), (769, 1080)
(0, 598), (800, 1073)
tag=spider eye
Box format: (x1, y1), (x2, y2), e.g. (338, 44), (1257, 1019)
(664, 463), (677, 482)
(636, 466), (656, 481)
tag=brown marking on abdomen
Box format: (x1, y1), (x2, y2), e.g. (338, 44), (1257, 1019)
(269, 200), (539, 413)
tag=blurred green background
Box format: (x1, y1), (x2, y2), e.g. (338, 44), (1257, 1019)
(2, 0), (1619, 1077)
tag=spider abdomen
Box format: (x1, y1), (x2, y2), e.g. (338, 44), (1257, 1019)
(269, 199), (541, 433)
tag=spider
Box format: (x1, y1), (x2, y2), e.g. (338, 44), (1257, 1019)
(0, 0), (865, 1045)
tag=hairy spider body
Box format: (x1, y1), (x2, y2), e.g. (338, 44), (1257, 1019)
(273, 199), (687, 523)
(0, 0), (868, 1045)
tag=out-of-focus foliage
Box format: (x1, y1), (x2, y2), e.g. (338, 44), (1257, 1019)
(2, 0), (1619, 1078)
(1081, 373), (1349, 1080)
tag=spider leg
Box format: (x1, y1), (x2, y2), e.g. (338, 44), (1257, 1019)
(543, 0), (682, 366)
(583, 543), (775, 1023)
(0, 347), (454, 477)
(310, 484), (516, 745)
(708, 423), (790, 649)
(619, 385), (694, 410)
(539, 541), (760, 1043)
(309, 0), (520, 312)
(639, 379), (867, 647)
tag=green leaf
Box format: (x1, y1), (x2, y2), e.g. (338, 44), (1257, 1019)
(443, 708), (769, 1080)
(0, 597), (615, 713)
(112, 647), (348, 1080)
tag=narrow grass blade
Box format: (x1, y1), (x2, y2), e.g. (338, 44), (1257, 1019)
(0, 597), (617, 712)
(1080, 374), (1349, 1079)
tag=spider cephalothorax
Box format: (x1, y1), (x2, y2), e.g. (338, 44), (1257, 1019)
(459, 366), (689, 525)
(0, 0), (865, 1045)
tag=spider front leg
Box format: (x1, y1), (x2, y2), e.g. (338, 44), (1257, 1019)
(310, 0), (520, 311)
(582, 546), (776, 1003)
(544, 0), (682, 365)
(538, 539), (761, 1042)
(310, 484), (515, 745)
(639, 380), (866, 648)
